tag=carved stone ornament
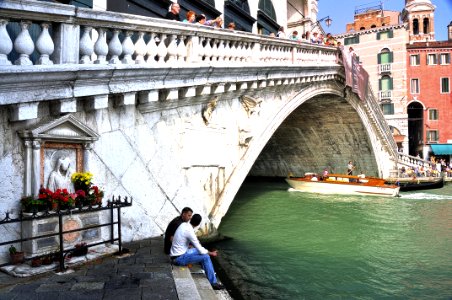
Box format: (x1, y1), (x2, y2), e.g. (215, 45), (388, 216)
(202, 96), (218, 125)
(240, 95), (262, 117)
(18, 114), (100, 197)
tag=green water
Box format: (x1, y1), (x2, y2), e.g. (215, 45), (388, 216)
(215, 179), (452, 299)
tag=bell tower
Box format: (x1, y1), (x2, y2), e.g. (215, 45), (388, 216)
(402, 0), (436, 43)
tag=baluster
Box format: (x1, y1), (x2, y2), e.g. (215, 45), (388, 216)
(122, 31), (134, 64)
(217, 39), (226, 63)
(94, 28), (108, 64)
(166, 34), (178, 63)
(232, 41), (240, 62)
(146, 32), (157, 64)
(108, 29), (122, 64)
(134, 31), (146, 64)
(211, 39), (219, 62)
(36, 23), (54, 65)
(197, 36), (206, 62)
(79, 26), (94, 64)
(176, 34), (187, 63)
(156, 33), (167, 64)
(0, 19), (13, 65)
(223, 40), (232, 62)
(14, 21), (34, 65)
(203, 37), (212, 62)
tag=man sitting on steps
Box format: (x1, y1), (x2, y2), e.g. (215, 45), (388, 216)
(170, 213), (225, 290)
(163, 207), (193, 255)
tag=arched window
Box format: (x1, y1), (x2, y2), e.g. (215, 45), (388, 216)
(257, 0), (279, 35)
(224, 0), (255, 32)
(371, 24), (377, 28)
(259, 0), (276, 20)
(378, 48), (393, 64)
(360, 26), (365, 30)
(423, 18), (429, 34)
(379, 75), (393, 91)
(413, 18), (419, 35)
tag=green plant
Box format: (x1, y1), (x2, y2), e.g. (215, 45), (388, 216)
(9, 245), (17, 254)
(21, 195), (47, 212)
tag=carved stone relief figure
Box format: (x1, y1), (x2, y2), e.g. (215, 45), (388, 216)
(47, 156), (74, 192)
(202, 96), (218, 125)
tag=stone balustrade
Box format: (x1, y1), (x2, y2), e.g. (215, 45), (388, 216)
(397, 153), (435, 170)
(0, 0), (338, 68)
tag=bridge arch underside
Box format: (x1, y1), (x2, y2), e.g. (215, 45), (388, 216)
(250, 94), (379, 178)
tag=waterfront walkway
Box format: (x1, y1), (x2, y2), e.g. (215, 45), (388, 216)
(0, 237), (229, 300)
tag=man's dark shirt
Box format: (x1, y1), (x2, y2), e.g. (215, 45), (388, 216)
(164, 216), (183, 254)
(165, 12), (180, 21)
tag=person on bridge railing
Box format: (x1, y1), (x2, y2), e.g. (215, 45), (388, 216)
(196, 14), (207, 25)
(277, 26), (286, 38)
(206, 16), (224, 28)
(165, 3), (181, 21)
(289, 31), (300, 41)
(227, 22), (236, 30)
(183, 10), (196, 23)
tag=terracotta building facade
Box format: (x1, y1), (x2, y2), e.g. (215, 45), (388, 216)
(335, 0), (452, 159)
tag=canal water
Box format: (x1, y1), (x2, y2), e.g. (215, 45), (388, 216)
(213, 178), (452, 299)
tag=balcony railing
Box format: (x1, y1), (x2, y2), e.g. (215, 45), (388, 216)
(378, 63), (391, 74)
(379, 90), (392, 100)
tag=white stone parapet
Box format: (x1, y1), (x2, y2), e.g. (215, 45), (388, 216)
(0, 0), (338, 68)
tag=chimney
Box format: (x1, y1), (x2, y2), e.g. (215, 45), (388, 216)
(449, 21), (452, 41)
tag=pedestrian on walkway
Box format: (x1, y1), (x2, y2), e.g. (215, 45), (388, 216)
(163, 207), (193, 254)
(170, 214), (225, 290)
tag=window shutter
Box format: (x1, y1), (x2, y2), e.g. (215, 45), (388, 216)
(389, 77), (393, 90)
(377, 53), (381, 64)
(389, 52), (393, 63)
(379, 79), (382, 90)
(388, 30), (394, 38)
(377, 32), (381, 40)
(446, 54), (451, 64)
(416, 55), (420, 65)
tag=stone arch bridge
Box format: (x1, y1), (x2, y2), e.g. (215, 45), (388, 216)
(0, 0), (398, 239)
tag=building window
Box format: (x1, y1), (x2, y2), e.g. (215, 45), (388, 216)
(441, 77), (450, 93)
(344, 35), (360, 45)
(428, 109), (438, 120)
(377, 30), (393, 40)
(410, 54), (420, 66)
(378, 48), (393, 64)
(423, 18), (429, 34)
(379, 75), (393, 91)
(427, 54), (437, 65)
(413, 18), (419, 35)
(427, 130), (439, 143)
(381, 103), (394, 115)
(411, 78), (420, 94)
(440, 53), (450, 65)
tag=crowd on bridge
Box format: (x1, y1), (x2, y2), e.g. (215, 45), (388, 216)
(165, 3), (339, 47)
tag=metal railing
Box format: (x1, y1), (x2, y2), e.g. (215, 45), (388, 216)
(0, 196), (132, 271)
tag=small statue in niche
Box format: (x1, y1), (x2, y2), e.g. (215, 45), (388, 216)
(47, 156), (74, 192)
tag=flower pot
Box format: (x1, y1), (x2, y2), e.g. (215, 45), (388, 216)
(31, 258), (42, 267)
(72, 245), (88, 257)
(10, 252), (25, 265)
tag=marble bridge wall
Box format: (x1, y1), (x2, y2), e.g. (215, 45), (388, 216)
(0, 79), (390, 255)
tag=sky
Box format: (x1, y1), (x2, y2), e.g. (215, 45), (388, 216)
(317, 0), (452, 41)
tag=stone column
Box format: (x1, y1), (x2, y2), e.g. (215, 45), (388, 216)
(31, 140), (41, 197)
(24, 140), (33, 196)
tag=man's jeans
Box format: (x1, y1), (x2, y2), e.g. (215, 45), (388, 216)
(174, 248), (217, 284)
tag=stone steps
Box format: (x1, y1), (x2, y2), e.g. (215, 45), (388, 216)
(172, 264), (230, 300)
